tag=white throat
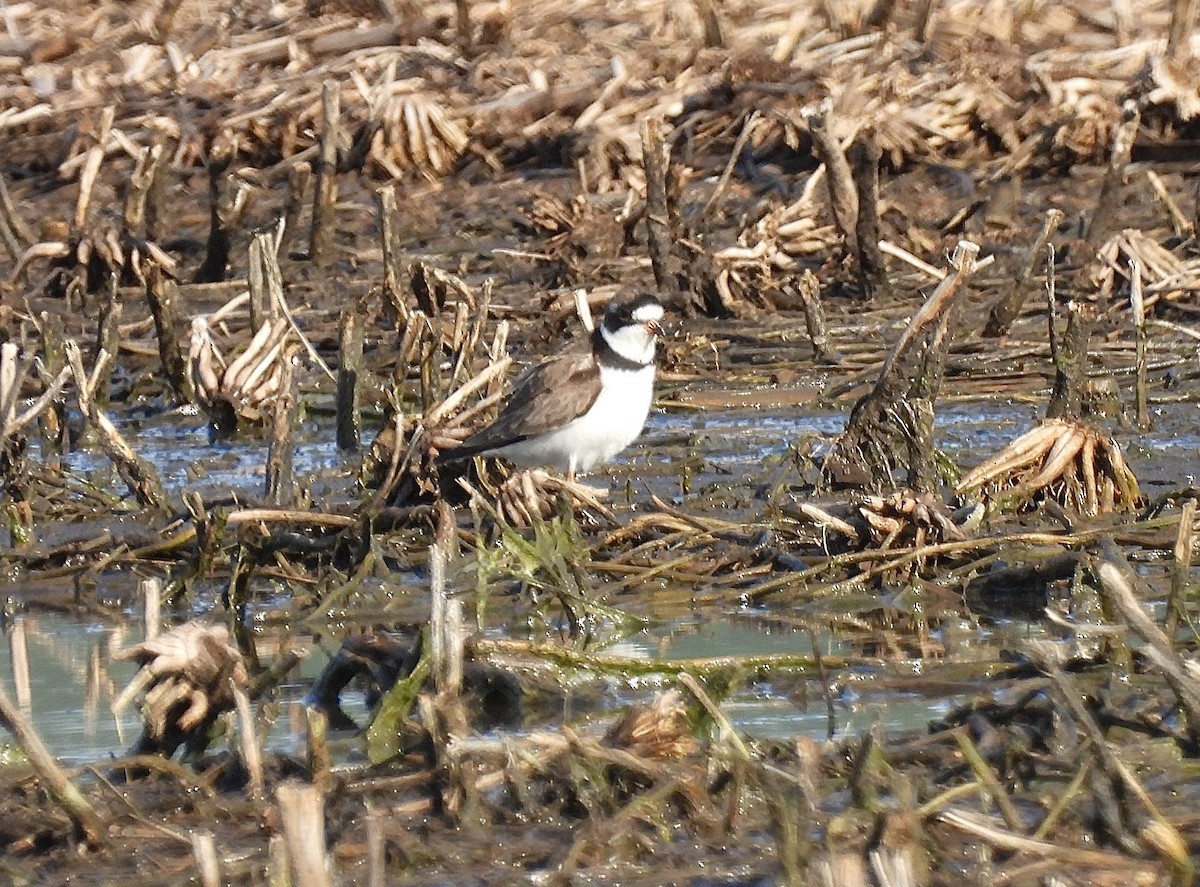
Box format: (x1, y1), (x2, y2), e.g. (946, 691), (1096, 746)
(599, 322), (657, 366)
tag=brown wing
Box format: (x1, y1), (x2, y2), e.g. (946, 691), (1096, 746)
(446, 347), (602, 459)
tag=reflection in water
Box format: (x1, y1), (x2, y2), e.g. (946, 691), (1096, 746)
(0, 611), (367, 764)
(3, 609), (974, 761)
(1, 613), (141, 763)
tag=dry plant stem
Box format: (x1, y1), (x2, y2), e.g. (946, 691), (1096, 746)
(365, 409), (406, 514)
(1146, 170), (1194, 238)
(984, 209), (1063, 337)
(0, 677), (108, 846)
(704, 111), (759, 214)
(1166, 498), (1196, 638)
(276, 781), (332, 887)
(73, 106), (115, 231)
(1095, 537), (1200, 738)
(336, 308), (364, 450)
(1168, 0), (1199, 63)
(366, 803), (385, 887)
(0, 169), (32, 259)
(692, 0), (724, 47)
(267, 836), (288, 887)
(1130, 257), (1150, 430)
(9, 618), (30, 707)
(1032, 756), (1095, 841)
(849, 132), (890, 301)
(281, 162), (312, 258)
(310, 80), (340, 268)
(1084, 100), (1139, 251)
(430, 500), (460, 693)
(817, 854), (868, 887)
(677, 672), (752, 760)
(305, 705), (333, 796)
(868, 848), (917, 887)
(65, 341), (169, 512)
(95, 286), (122, 410)
(823, 240), (980, 491)
(951, 728), (1022, 831)
(796, 269), (831, 361)
(36, 312), (68, 467)
(376, 184), (409, 323)
(805, 101), (859, 256)
(750, 521), (1151, 602)
(270, 265), (335, 381)
(1045, 299), (1092, 420)
(640, 117), (680, 302)
(233, 681), (265, 801)
(145, 139), (171, 243)
(124, 143), (164, 237)
(192, 830), (220, 887)
(249, 230), (284, 333)
(456, 0), (471, 51)
(937, 809), (1156, 874)
(220, 508), (354, 528)
(425, 356), (511, 425)
(265, 357), (298, 507)
(918, 780), (999, 819)
(145, 263), (192, 402)
(142, 576), (162, 642)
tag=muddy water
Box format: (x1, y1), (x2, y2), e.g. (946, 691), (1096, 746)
(12, 395), (1192, 762)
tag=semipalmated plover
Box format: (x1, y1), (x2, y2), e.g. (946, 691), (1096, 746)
(440, 292), (664, 480)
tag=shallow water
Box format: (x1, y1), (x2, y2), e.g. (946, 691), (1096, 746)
(4, 395), (1196, 763)
(59, 405), (355, 503)
(0, 610), (375, 764)
(1, 608), (977, 761)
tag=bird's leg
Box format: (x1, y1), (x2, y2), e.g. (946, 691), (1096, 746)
(566, 457), (577, 484)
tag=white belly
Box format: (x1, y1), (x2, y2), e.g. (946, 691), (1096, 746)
(490, 363), (656, 474)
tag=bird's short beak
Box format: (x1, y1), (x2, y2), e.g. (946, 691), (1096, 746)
(646, 320), (664, 337)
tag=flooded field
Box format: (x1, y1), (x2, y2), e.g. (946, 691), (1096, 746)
(4, 0), (1200, 883)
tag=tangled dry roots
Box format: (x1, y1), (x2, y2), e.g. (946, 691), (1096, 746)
(189, 316), (295, 430)
(13, 218), (177, 292)
(492, 469), (617, 528)
(856, 489), (968, 549)
(956, 418), (1139, 516)
(114, 622), (249, 742)
(603, 690), (698, 761)
(372, 93), (470, 179)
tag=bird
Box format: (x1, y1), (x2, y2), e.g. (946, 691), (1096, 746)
(439, 292), (665, 481)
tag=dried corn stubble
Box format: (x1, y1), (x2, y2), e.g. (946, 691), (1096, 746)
(956, 418), (1139, 516)
(792, 489), (975, 580)
(1092, 229), (1199, 308)
(13, 217), (177, 293)
(189, 316), (296, 431)
(489, 468), (617, 529)
(365, 356), (513, 505)
(113, 622), (249, 745)
(372, 93), (470, 179)
(857, 490), (968, 549)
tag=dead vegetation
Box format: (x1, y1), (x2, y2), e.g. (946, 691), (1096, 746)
(2, 0), (1200, 883)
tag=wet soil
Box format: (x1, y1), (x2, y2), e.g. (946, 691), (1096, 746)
(4, 1), (1200, 885)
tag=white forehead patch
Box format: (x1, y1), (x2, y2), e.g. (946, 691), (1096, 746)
(632, 302), (664, 323)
